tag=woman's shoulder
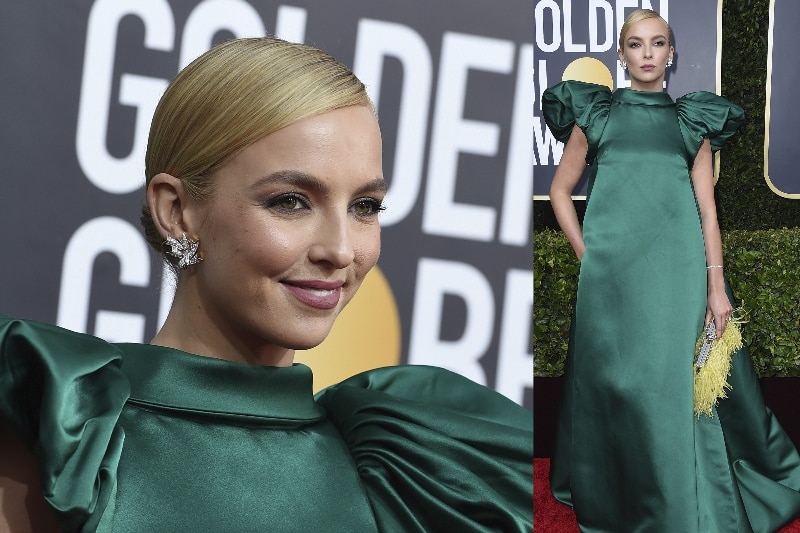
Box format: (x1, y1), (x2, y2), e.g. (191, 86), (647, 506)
(541, 80), (613, 158)
(542, 81), (613, 124)
(677, 90), (737, 104)
(0, 314), (125, 356)
(676, 90), (744, 116)
(0, 314), (129, 404)
(675, 91), (745, 153)
(316, 365), (533, 531)
(318, 364), (529, 424)
(0, 314), (130, 531)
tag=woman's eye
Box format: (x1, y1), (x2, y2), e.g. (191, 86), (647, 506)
(628, 42), (640, 48)
(266, 193), (308, 211)
(351, 198), (386, 218)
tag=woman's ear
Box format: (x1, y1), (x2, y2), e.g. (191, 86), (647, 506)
(147, 173), (192, 240)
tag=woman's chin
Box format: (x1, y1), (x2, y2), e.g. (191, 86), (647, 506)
(283, 326), (335, 351)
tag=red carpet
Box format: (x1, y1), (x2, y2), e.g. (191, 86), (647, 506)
(533, 458), (579, 533)
(534, 458), (800, 532)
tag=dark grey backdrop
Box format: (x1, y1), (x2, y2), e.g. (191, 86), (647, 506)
(0, 0), (532, 408)
(765, 0), (800, 198)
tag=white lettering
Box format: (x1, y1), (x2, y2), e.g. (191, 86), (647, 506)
(408, 258), (494, 385)
(655, 0), (669, 22)
(563, 0), (587, 52)
(534, 0), (561, 53)
(95, 311), (146, 344)
(353, 19), (432, 227)
(76, 0), (174, 194)
(180, 0), (265, 69)
(275, 5), (308, 43)
(536, 59), (548, 112)
(423, 32), (514, 242)
(496, 269), (533, 404)
(589, 0), (614, 52)
(500, 44), (533, 246)
(118, 74), (170, 183)
(57, 217), (150, 341)
(158, 266), (176, 330)
(615, 0), (641, 50)
(534, 116), (562, 166)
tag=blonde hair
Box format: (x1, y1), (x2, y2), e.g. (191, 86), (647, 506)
(618, 9), (672, 48)
(142, 37), (372, 261)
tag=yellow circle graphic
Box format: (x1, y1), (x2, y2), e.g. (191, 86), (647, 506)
(562, 57), (613, 90)
(294, 265), (402, 392)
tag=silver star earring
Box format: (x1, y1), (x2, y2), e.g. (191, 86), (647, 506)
(667, 58), (673, 68)
(165, 232), (202, 269)
(620, 60), (627, 70)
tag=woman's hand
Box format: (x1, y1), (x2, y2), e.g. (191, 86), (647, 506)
(705, 288), (733, 338)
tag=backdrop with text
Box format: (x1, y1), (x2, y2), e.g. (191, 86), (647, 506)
(0, 0), (533, 408)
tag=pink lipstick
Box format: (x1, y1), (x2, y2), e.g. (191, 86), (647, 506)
(282, 280), (343, 310)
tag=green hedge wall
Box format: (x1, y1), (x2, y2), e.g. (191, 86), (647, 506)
(534, 229), (800, 377)
(718, 0), (800, 228)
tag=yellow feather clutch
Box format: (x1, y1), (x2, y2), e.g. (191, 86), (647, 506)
(693, 313), (744, 417)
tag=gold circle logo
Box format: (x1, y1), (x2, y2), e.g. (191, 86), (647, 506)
(562, 57), (613, 90)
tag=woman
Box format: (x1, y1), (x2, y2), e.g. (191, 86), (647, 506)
(0, 37), (532, 532)
(544, 9), (800, 533)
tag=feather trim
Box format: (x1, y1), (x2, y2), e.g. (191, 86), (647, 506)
(693, 309), (746, 417)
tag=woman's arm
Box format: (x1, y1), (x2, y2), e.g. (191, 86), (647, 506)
(549, 125), (589, 259)
(0, 422), (61, 532)
(690, 138), (733, 336)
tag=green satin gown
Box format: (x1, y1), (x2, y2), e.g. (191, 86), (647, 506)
(0, 315), (533, 532)
(542, 81), (800, 532)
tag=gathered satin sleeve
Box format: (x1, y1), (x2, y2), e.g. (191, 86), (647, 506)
(541, 80), (612, 164)
(315, 366), (533, 532)
(0, 315), (130, 533)
(676, 91), (745, 160)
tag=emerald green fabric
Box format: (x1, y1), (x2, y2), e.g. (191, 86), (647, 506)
(0, 315), (533, 532)
(541, 80), (800, 532)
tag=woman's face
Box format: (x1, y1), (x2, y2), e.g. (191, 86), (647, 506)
(184, 105), (384, 363)
(618, 17), (674, 91)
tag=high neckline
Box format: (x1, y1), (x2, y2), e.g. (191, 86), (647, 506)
(116, 343), (324, 426)
(613, 87), (674, 106)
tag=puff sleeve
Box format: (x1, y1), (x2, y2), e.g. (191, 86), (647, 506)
(541, 80), (612, 164)
(0, 315), (130, 532)
(315, 366), (533, 532)
(676, 91), (745, 159)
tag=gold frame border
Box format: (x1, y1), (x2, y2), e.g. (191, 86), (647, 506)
(533, 1), (726, 201)
(763, 0), (800, 198)
(713, 0), (723, 183)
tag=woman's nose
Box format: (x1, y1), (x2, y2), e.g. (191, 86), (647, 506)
(308, 216), (355, 269)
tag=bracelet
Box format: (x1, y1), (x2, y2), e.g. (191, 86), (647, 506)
(706, 265), (723, 270)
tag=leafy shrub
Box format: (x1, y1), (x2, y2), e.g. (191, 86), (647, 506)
(534, 228), (800, 376)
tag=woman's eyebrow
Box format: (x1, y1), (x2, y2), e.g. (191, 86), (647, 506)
(250, 171), (387, 195)
(627, 34), (668, 41)
(355, 178), (388, 195)
(250, 171), (329, 193)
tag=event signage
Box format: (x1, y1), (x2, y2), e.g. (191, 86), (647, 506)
(0, 0), (532, 408)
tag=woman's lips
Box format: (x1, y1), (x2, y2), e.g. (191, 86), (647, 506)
(641, 64), (655, 71)
(282, 280), (343, 310)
